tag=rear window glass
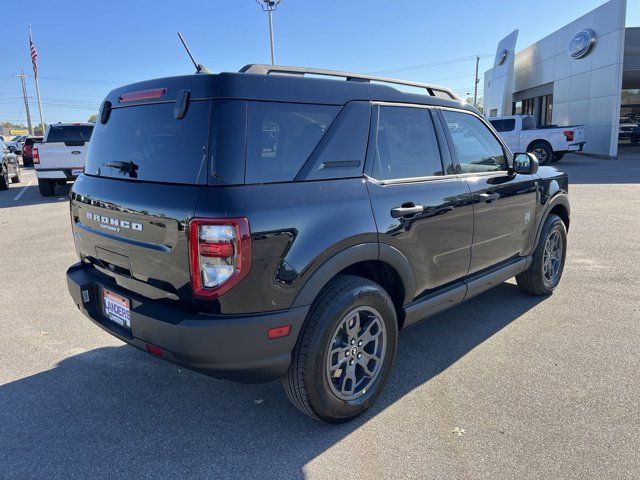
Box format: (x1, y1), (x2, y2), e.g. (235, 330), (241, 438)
(47, 125), (93, 142)
(245, 102), (339, 183)
(85, 101), (210, 185)
(489, 119), (515, 132)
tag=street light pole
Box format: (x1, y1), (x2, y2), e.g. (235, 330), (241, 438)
(473, 55), (480, 108)
(255, 0), (282, 65)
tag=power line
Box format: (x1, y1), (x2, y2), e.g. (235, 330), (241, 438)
(368, 55), (493, 75)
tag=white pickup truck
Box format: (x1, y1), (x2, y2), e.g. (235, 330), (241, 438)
(33, 123), (94, 196)
(487, 115), (586, 164)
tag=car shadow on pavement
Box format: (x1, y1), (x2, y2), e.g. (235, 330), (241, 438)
(0, 282), (545, 479)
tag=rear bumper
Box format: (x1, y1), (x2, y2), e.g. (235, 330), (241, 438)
(36, 168), (82, 180)
(66, 262), (308, 383)
(567, 142), (585, 152)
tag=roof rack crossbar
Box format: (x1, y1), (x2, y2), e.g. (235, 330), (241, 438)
(239, 64), (459, 100)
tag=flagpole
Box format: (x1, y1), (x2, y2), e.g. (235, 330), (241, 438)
(29, 25), (45, 134)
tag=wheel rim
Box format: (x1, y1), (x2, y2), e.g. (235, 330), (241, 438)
(532, 147), (548, 163)
(325, 306), (387, 401)
(543, 230), (563, 286)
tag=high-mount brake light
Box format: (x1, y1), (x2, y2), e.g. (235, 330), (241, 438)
(188, 218), (251, 299)
(563, 130), (574, 142)
(32, 146), (40, 164)
(118, 88), (167, 103)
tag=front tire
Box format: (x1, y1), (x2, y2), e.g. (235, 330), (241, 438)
(283, 275), (398, 423)
(38, 178), (55, 196)
(528, 141), (553, 165)
(11, 166), (21, 183)
(516, 214), (567, 295)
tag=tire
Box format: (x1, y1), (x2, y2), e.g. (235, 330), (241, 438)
(283, 275), (398, 423)
(11, 165), (21, 183)
(0, 166), (8, 190)
(38, 178), (55, 197)
(516, 214), (567, 295)
(551, 152), (565, 163)
(528, 141), (553, 165)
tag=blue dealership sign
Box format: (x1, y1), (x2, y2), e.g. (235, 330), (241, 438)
(569, 29), (596, 59)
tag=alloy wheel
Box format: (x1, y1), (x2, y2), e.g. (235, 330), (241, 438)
(543, 230), (563, 286)
(325, 306), (387, 401)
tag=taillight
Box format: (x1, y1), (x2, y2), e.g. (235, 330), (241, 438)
(563, 130), (574, 142)
(188, 218), (251, 299)
(32, 146), (40, 164)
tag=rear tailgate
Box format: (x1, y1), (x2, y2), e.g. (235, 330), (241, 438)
(571, 126), (586, 144)
(37, 124), (93, 171)
(70, 94), (212, 308)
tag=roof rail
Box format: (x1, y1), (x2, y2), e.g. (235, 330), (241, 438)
(239, 64), (460, 100)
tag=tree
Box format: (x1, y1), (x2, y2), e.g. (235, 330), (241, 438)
(87, 114), (98, 123)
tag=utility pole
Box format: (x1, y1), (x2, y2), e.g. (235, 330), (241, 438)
(473, 55), (480, 108)
(15, 71), (33, 135)
(255, 0), (282, 65)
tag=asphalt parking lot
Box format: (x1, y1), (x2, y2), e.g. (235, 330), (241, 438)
(1, 155), (639, 479)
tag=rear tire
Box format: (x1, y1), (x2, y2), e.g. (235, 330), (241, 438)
(516, 214), (567, 295)
(283, 275), (398, 423)
(0, 166), (9, 190)
(10, 165), (21, 183)
(528, 141), (553, 165)
(38, 178), (55, 196)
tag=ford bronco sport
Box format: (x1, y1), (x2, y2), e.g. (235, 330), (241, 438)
(66, 64), (569, 423)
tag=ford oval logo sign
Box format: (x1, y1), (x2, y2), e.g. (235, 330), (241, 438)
(495, 49), (508, 67)
(569, 29), (596, 59)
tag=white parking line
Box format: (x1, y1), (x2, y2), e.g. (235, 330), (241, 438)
(13, 181), (33, 201)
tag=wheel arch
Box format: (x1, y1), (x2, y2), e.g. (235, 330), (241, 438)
(290, 243), (416, 321)
(527, 193), (570, 256)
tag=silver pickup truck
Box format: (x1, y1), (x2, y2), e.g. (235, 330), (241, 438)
(33, 123), (94, 196)
(488, 115), (586, 164)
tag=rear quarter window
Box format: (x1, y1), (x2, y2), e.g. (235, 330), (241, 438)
(245, 102), (339, 183)
(489, 119), (515, 132)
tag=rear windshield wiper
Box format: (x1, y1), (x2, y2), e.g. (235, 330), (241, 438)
(103, 161), (139, 178)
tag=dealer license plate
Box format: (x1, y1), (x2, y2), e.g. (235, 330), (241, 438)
(102, 289), (131, 329)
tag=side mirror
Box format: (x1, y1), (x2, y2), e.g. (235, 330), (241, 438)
(512, 152), (539, 175)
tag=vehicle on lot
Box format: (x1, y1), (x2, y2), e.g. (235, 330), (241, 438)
(66, 65), (570, 423)
(21, 136), (43, 167)
(488, 115), (586, 164)
(0, 139), (21, 189)
(5, 134), (28, 154)
(630, 126), (640, 144)
(619, 116), (638, 139)
(33, 123), (94, 196)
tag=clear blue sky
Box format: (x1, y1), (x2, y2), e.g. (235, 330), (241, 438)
(1, 0), (638, 125)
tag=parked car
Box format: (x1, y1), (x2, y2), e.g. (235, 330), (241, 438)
(5, 134), (28, 154)
(21, 136), (43, 167)
(33, 123), (93, 196)
(0, 139), (21, 189)
(66, 65), (570, 423)
(630, 126), (640, 143)
(488, 115), (586, 164)
(619, 116), (638, 139)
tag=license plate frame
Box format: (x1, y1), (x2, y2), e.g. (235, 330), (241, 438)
(102, 289), (131, 330)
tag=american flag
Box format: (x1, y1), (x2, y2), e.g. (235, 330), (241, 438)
(29, 27), (38, 78)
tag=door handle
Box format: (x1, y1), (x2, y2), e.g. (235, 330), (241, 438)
(391, 204), (424, 218)
(479, 192), (500, 203)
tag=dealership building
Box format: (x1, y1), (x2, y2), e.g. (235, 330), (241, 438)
(484, 0), (639, 158)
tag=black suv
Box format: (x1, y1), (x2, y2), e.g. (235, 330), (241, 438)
(66, 65), (569, 423)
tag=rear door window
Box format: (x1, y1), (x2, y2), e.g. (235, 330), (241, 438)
(85, 101), (211, 185)
(46, 125), (93, 143)
(245, 102), (339, 183)
(489, 119), (515, 132)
